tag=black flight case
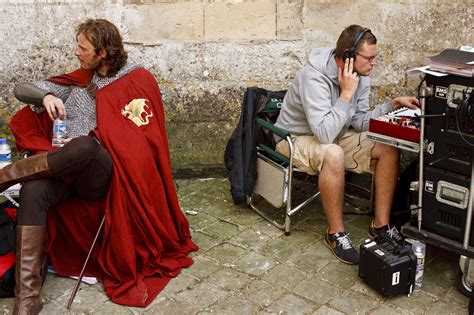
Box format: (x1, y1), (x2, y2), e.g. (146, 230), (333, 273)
(359, 238), (416, 297)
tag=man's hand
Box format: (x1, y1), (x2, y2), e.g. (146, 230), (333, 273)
(43, 94), (66, 121)
(392, 96), (420, 110)
(338, 58), (359, 103)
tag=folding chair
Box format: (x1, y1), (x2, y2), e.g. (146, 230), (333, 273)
(247, 88), (375, 235)
(247, 91), (321, 236)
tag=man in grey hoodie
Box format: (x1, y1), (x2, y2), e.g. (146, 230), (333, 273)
(275, 25), (419, 264)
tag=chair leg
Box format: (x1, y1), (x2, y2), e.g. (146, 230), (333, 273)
(284, 215), (291, 236)
(369, 173), (375, 215)
(66, 214), (106, 310)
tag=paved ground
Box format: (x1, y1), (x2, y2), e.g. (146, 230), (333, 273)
(0, 176), (470, 314)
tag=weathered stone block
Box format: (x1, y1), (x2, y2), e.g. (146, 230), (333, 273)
(205, 2), (276, 41)
(303, 2), (361, 36)
(277, 0), (304, 40)
(127, 2), (204, 43)
(126, 0), (206, 3)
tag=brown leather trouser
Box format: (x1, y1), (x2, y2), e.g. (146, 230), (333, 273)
(17, 136), (113, 226)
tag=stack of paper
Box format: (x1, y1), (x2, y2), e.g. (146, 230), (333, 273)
(429, 49), (474, 77)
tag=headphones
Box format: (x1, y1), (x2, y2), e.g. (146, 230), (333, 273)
(343, 28), (371, 61)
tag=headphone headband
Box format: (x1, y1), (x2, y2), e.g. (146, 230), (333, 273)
(351, 28), (371, 52)
(342, 27), (372, 61)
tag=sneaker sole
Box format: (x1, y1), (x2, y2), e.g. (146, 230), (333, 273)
(323, 238), (359, 265)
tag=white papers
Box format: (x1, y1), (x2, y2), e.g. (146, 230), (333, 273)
(68, 275), (98, 285)
(394, 107), (421, 118)
(2, 183), (21, 195)
(407, 65), (448, 77)
(48, 266), (98, 285)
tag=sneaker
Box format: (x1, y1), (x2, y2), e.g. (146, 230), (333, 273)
(369, 220), (405, 245)
(324, 230), (359, 265)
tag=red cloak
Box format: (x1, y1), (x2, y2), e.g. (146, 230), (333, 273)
(9, 68), (198, 307)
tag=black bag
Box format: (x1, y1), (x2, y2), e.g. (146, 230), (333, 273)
(0, 200), (18, 297)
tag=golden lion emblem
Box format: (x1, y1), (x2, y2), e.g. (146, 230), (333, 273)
(121, 98), (154, 127)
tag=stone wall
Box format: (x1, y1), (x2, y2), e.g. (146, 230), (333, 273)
(0, 0), (472, 167)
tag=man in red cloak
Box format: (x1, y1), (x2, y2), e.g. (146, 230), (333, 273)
(1, 19), (198, 314)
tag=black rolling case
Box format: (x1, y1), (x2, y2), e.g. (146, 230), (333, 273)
(358, 237), (416, 297)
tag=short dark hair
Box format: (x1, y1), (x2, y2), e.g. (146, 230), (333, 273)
(76, 19), (128, 76)
(335, 25), (377, 58)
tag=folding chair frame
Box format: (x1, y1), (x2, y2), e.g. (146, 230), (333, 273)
(67, 213), (106, 309)
(248, 119), (320, 235)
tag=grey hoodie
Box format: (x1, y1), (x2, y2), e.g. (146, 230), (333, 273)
(275, 48), (393, 144)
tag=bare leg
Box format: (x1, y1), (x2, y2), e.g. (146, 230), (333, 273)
(371, 142), (400, 228)
(319, 144), (346, 234)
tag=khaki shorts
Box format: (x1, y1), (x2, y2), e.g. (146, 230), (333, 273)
(275, 129), (376, 175)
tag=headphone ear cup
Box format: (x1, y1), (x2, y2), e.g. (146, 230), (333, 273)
(349, 49), (356, 60)
(343, 51), (350, 62)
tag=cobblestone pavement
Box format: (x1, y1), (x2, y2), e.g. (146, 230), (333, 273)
(0, 177), (470, 314)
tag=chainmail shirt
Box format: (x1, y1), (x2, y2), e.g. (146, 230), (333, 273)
(32, 62), (141, 139)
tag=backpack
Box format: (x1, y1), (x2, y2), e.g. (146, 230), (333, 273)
(0, 200), (17, 297)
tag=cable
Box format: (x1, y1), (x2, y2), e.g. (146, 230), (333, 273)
(416, 77), (426, 101)
(453, 62), (473, 146)
(455, 91), (474, 146)
(345, 132), (362, 171)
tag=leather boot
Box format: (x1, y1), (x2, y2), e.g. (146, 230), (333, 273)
(13, 226), (47, 315)
(0, 153), (51, 192)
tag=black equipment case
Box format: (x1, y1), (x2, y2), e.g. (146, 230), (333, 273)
(423, 74), (473, 176)
(422, 165), (472, 245)
(358, 238), (416, 297)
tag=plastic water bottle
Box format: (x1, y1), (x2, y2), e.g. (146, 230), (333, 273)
(411, 241), (426, 291)
(0, 138), (12, 169)
(52, 118), (66, 147)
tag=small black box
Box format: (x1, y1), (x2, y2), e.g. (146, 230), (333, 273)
(358, 239), (416, 297)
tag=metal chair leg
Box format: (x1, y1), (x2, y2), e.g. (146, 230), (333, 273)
(66, 213), (106, 310)
(369, 172), (375, 215)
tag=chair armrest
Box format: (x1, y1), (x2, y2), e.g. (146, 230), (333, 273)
(256, 118), (290, 139)
(259, 144), (289, 166)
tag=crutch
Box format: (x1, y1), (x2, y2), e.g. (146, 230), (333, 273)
(66, 213), (106, 309)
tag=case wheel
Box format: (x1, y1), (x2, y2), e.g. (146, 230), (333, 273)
(456, 269), (472, 297)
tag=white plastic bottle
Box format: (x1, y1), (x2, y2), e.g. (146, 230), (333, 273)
(52, 117), (66, 147)
(412, 241), (426, 291)
(0, 138), (12, 168)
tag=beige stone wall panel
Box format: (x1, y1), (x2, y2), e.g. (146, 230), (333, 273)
(3, 0), (97, 3)
(124, 0), (202, 4)
(276, 0), (304, 40)
(205, 1), (276, 41)
(127, 2), (204, 43)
